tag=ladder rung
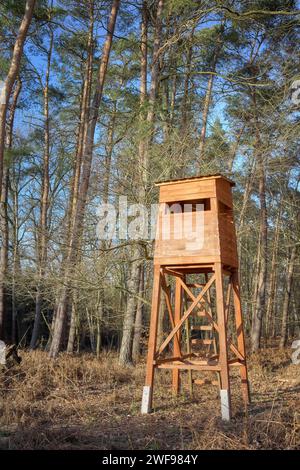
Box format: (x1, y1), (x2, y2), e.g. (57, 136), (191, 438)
(186, 283), (206, 288)
(191, 339), (213, 345)
(192, 325), (213, 331)
(193, 310), (206, 317)
(189, 310), (206, 317)
(193, 379), (219, 386)
(198, 310), (207, 317)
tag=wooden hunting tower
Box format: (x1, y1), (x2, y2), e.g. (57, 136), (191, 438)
(141, 175), (250, 420)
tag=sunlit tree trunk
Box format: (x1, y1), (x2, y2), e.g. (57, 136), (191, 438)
(66, 2), (95, 353)
(10, 160), (22, 343)
(132, 266), (144, 363)
(119, 0), (164, 366)
(251, 129), (267, 351)
(0, 0), (36, 197)
(227, 125), (245, 172)
(0, 79), (21, 341)
(69, 1), (94, 235)
(156, 293), (166, 348)
(30, 27), (54, 349)
(265, 202), (281, 341)
(280, 245), (297, 348)
(198, 34), (223, 163)
(67, 299), (77, 353)
(251, 165), (268, 352)
(180, 27), (195, 133)
(249, 82), (268, 353)
(49, 0), (120, 358)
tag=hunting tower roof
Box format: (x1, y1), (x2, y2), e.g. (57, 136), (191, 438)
(155, 174), (235, 187)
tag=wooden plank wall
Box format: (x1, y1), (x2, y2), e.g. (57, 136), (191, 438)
(155, 177), (238, 268)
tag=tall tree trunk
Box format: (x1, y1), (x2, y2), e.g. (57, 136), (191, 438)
(0, 0), (36, 197)
(69, 1), (94, 233)
(180, 27), (195, 133)
(169, 71), (177, 127)
(251, 161), (267, 352)
(251, 229), (261, 322)
(30, 27), (54, 349)
(118, 250), (141, 365)
(237, 157), (256, 258)
(11, 162), (21, 344)
(227, 125), (245, 172)
(265, 202), (281, 340)
(137, 0), (148, 190)
(103, 99), (117, 204)
(49, 0), (120, 358)
(291, 291), (299, 338)
(132, 266), (144, 363)
(198, 33), (223, 163)
(0, 171), (9, 341)
(67, 299), (77, 353)
(96, 292), (103, 359)
(250, 85), (268, 353)
(279, 245), (297, 348)
(156, 293), (166, 348)
(118, 0), (164, 366)
(66, 2), (95, 353)
(0, 79), (21, 341)
(198, 74), (214, 162)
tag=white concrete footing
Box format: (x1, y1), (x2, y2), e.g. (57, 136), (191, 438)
(220, 389), (231, 421)
(141, 385), (151, 414)
(0, 340), (6, 365)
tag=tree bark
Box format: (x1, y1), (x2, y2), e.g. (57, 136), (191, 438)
(180, 27), (195, 133)
(156, 293), (166, 348)
(137, 0), (149, 189)
(237, 157), (255, 259)
(103, 99), (117, 204)
(0, 171), (9, 341)
(66, 2), (95, 353)
(198, 74), (214, 161)
(49, 0), (120, 358)
(198, 33), (223, 163)
(227, 125), (245, 172)
(30, 27), (54, 349)
(251, 163), (267, 352)
(96, 294), (103, 359)
(0, 0), (36, 197)
(265, 202), (281, 340)
(132, 266), (144, 363)
(118, 0), (164, 366)
(118, 251), (141, 365)
(0, 79), (21, 341)
(279, 245), (297, 348)
(250, 85), (268, 353)
(69, 1), (94, 233)
(11, 160), (22, 344)
(67, 299), (77, 353)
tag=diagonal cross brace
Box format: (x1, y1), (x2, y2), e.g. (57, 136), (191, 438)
(161, 274), (182, 356)
(180, 278), (244, 361)
(224, 280), (232, 324)
(155, 275), (216, 358)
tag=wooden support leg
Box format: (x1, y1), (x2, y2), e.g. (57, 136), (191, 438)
(232, 269), (251, 405)
(141, 265), (161, 414)
(206, 272), (221, 389)
(215, 263), (231, 421)
(183, 276), (193, 396)
(172, 276), (182, 395)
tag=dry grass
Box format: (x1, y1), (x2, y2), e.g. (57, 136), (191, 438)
(0, 348), (299, 450)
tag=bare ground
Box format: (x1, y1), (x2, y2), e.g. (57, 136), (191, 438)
(0, 349), (299, 450)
